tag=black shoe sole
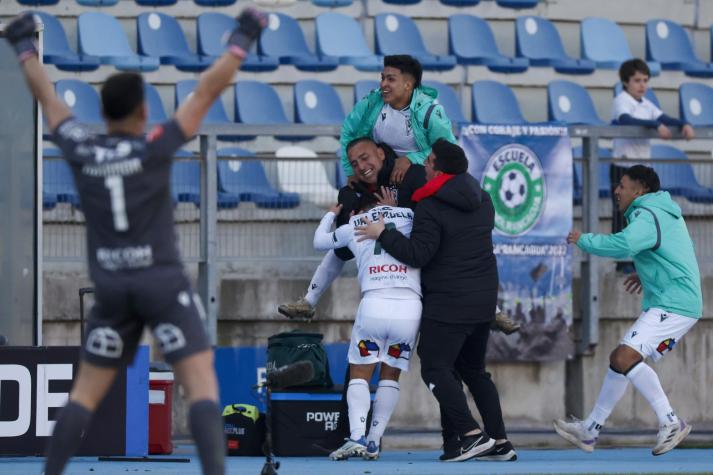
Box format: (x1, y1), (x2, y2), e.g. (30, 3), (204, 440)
(476, 450), (517, 461)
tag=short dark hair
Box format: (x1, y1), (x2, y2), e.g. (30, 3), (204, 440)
(619, 58), (650, 85)
(624, 165), (660, 193)
(101, 72), (144, 121)
(431, 139), (468, 175)
(357, 192), (379, 212)
(346, 136), (376, 155)
(384, 55), (422, 88)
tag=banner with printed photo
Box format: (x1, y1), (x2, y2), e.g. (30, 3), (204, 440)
(460, 124), (574, 361)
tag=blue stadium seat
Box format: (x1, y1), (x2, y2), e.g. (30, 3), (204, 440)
(218, 161), (300, 209)
(32, 12), (99, 72)
(354, 80), (379, 103)
(315, 13), (382, 71)
(76, 0), (118, 5)
(572, 146), (613, 202)
(312, 0), (353, 6)
(374, 13), (457, 71)
(515, 16), (595, 74)
(294, 80), (345, 125)
(43, 191), (58, 210)
(194, 0), (236, 5)
(613, 82), (661, 108)
(581, 17), (661, 76)
(137, 12), (212, 72)
(646, 20), (713, 78)
(547, 80), (604, 125)
(496, 0), (538, 8)
(197, 12), (279, 72)
(175, 79), (241, 141)
(258, 13), (338, 72)
(471, 81), (527, 124)
(382, 0), (420, 4)
(171, 161), (240, 208)
(650, 145), (713, 203)
(440, 0), (479, 5)
(679, 83), (713, 127)
(448, 14), (528, 73)
(423, 80), (468, 128)
(18, 0), (58, 4)
(44, 159), (81, 207)
(144, 83), (168, 126)
(55, 79), (103, 125)
(77, 13), (159, 71)
(234, 81), (296, 141)
(136, 0), (177, 5)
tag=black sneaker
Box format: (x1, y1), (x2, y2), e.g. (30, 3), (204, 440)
(475, 440), (517, 461)
(440, 433), (495, 462)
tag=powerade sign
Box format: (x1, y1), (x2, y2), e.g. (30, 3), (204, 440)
(0, 346), (148, 456)
(461, 124), (574, 361)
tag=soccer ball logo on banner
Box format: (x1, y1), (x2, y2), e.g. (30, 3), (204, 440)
(482, 144), (545, 236)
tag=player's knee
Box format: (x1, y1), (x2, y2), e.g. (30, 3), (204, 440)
(379, 364), (401, 381)
(609, 346), (642, 374)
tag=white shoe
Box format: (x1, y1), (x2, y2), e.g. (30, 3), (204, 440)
(553, 417), (598, 453)
(329, 437), (367, 461)
(652, 419), (691, 456)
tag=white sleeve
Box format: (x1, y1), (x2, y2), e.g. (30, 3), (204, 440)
(313, 213), (353, 250)
(646, 99), (663, 120)
(612, 94), (634, 121)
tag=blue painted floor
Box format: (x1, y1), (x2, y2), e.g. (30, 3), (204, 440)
(3, 448), (713, 474)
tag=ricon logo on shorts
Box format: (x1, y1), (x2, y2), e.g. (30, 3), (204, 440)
(482, 144), (545, 236)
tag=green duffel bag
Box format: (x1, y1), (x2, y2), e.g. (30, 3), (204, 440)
(267, 331), (333, 388)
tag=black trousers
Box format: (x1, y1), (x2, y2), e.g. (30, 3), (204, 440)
(418, 318), (507, 441)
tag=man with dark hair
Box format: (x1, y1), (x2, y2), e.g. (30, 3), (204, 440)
(556, 165), (701, 456)
(610, 58), (695, 271)
(4, 9), (266, 475)
(356, 139), (516, 462)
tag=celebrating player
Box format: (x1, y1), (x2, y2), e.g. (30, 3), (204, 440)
(4, 9), (266, 475)
(556, 165), (701, 455)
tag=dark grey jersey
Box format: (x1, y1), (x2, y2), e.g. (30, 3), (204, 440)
(52, 118), (187, 279)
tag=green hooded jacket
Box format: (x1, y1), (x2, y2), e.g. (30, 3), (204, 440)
(577, 191), (702, 318)
(339, 85), (456, 176)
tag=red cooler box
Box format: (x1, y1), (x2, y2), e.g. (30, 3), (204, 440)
(149, 371), (174, 454)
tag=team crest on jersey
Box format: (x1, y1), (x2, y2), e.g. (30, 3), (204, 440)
(387, 343), (411, 360)
(358, 340), (380, 357)
(656, 338), (676, 355)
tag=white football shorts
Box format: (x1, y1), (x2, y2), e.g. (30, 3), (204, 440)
(620, 307), (698, 362)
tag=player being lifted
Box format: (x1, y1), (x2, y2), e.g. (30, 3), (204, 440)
(313, 195), (421, 461)
(4, 10), (266, 475)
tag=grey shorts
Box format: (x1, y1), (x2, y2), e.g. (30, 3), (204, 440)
(83, 265), (210, 367)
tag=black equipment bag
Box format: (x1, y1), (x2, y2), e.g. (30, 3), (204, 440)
(223, 404), (265, 456)
(267, 331), (333, 388)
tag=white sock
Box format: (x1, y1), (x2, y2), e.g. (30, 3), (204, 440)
(366, 380), (400, 445)
(347, 378), (370, 441)
(626, 362), (678, 426)
(495, 305), (501, 313)
(584, 368), (629, 434)
(304, 250), (344, 307)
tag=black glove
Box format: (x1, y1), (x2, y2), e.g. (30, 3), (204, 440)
(5, 13), (38, 62)
(227, 8), (267, 58)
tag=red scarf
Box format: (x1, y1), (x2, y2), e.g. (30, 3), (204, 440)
(412, 173), (455, 202)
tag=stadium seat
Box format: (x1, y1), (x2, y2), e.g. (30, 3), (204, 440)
(175, 79), (241, 141)
(17, 0), (58, 5)
(448, 14), (528, 73)
(374, 13), (457, 71)
(646, 20), (713, 77)
(194, 0), (236, 5)
(471, 81), (527, 124)
(354, 80), (379, 103)
(136, 0), (177, 5)
(423, 80), (468, 128)
(515, 16), (595, 74)
(259, 13), (338, 72)
(275, 146), (339, 207)
(312, 0), (353, 6)
(294, 80), (345, 125)
(218, 160), (300, 208)
(55, 79), (103, 125)
(137, 12), (212, 72)
(197, 12), (279, 72)
(679, 83), (713, 127)
(77, 13), (159, 72)
(572, 146), (613, 202)
(382, 0), (420, 4)
(547, 80), (605, 125)
(31, 12), (99, 72)
(497, 0), (538, 8)
(234, 81), (297, 141)
(171, 161), (240, 208)
(440, 0), (479, 5)
(650, 145), (713, 203)
(315, 13), (382, 71)
(613, 82), (661, 108)
(144, 83), (168, 126)
(43, 159), (81, 207)
(76, 0), (118, 5)
(581, 17), (661, 76)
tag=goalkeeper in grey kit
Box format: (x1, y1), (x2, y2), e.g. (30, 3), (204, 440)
(5, 9), (266, 475)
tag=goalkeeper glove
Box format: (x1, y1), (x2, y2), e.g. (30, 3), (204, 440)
(227, 8), (267, 59)
(5, 13), (38, 62)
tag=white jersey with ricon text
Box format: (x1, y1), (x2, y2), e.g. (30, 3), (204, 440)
(313, 206), (421, 296)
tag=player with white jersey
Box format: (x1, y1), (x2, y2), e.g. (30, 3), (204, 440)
(313, 199), (421, 461)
